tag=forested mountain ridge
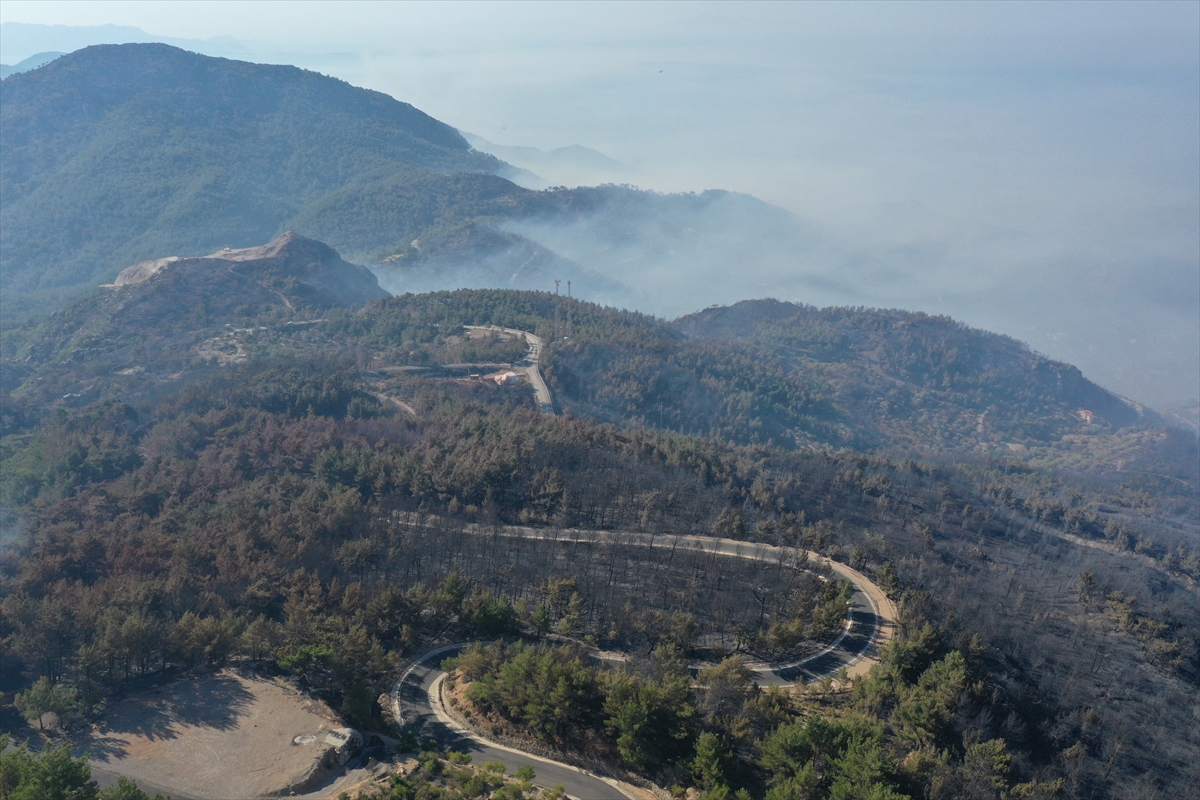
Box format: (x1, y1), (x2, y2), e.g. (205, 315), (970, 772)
(0, 237), (1197, 797)
(1, 351), (1196, 798)
(1, 264), (1172, 470)
(0, 43), (499, 322)
(363, 182), (817, 316)
(363, 291), (1144, 453)
(668, 299), (1142, 446)
(5, 263), (1191, 593)
(0, 34), (1194, 800)
(0, 43), (827, 327)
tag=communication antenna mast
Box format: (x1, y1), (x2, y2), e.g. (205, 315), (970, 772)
(553, 279), (561, 339)
(567, 280), (571, 298)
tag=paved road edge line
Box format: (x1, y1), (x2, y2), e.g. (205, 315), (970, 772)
(428, 673), (644, 800)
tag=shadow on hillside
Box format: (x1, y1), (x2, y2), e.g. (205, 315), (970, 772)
(77, 673), (254, 761)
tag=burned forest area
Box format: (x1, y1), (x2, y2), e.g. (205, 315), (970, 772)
(0, 40), (1197, 800)
(1, 284), (1196, 800)
(378, 518), (854, 660)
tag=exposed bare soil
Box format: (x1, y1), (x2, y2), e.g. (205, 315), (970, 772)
(77, 670), (344, 799)
(195, 333), (248, 364)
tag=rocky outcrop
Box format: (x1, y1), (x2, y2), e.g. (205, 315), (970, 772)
(110, 256), (181, 286)
(104, 231), (387, 326)
(12, 233), (388, 382)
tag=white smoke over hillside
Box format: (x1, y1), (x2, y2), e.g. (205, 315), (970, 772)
(460, 133), (638, 190)
(1, 4), (1196, 408)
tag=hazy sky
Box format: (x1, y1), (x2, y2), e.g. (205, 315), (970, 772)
(2, 1), (1198, 408)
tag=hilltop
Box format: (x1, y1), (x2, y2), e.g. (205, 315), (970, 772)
(3, 264), (1172, 466)
(459, 293), (1143, 453)
(0, 43), (498, 322)
(667, 299), (1143, 448)
(1, 232), (385, 407)
(311, 287), (1191, 475)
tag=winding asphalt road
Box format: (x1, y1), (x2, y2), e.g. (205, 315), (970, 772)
(463, 325), (554, 413)
(393, 645), (632, 800)
(390, 525), (898, 799)
(450, 525), (897, 685)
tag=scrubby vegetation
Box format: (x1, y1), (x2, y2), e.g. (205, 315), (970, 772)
(268, 289), (1155, 453)
(1, 36), (1195, 800)
(559, 297), (1140, 451)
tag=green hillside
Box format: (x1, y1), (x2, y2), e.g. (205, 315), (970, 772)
(472, 293), (1140, 452)
(3, 270), (1153, 458)
(0, 43), (499, 322)
(311, 288), (1179, 469)
(0, 44), (831, 329)
(670, 300), (1141, 447)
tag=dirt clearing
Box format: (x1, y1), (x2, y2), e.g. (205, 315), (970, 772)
(77, 670), (346, 799)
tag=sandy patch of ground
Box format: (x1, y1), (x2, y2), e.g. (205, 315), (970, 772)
(78, 670), (343, 799)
